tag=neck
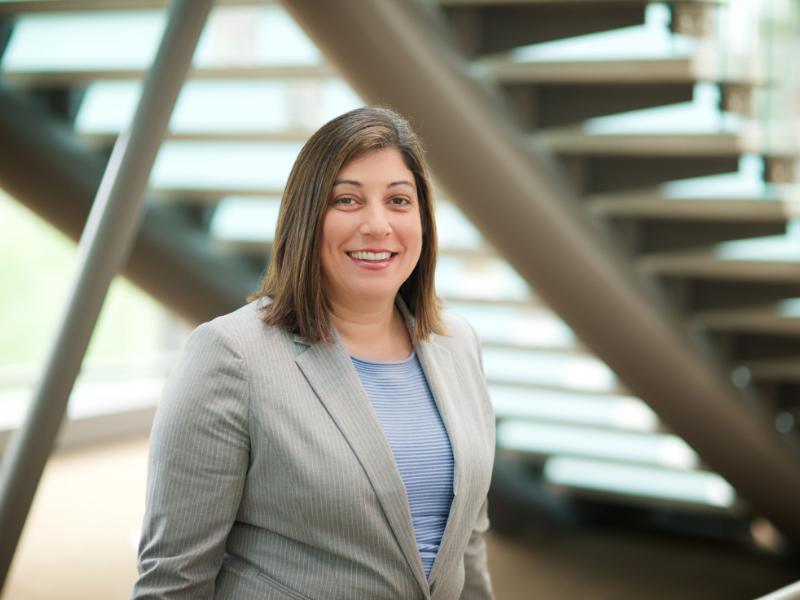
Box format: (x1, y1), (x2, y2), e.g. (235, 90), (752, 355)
(328, 295), (413, 361)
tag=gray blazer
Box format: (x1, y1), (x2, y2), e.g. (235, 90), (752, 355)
(131, 297), (496, 600)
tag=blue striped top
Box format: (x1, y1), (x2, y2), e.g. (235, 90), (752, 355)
(351, 352), (455, 578)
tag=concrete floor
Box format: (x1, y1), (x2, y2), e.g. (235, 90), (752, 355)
(1, 435), (797, 600)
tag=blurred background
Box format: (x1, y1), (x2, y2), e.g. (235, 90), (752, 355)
(1, 0), (800, 598)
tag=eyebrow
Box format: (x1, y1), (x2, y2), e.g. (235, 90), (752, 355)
(332, 179), (415, 189)
(388, 180), (415, 190)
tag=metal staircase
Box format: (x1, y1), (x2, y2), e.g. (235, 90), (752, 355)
(0, 0), (799, 552)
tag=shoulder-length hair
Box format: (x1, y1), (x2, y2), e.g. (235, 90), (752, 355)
(249, 105), (446, 344)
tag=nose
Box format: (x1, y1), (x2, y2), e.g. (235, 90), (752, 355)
(359, 201), (392, 238)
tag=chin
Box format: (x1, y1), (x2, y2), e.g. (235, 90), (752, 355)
(348, 284), (401, 304)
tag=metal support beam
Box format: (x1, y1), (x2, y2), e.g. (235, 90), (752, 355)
(280, 0), (800, 541)
(0, 0), (214, 588)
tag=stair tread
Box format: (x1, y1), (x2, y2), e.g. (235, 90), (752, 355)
(479, 54), (756, 84)
(81, 130), (315, 146)
(535, 125), (789, 156)
(741, 357), (800, 382)
(692, 301), (800, 335)
(588, 197), (790, 221)
(3, 65), (336, 88)
(637, 250), (800, 281)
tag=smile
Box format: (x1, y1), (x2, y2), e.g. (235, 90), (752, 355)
(347, 251), (395, 262)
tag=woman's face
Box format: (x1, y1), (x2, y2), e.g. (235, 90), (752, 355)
(320, 148), (423, 311)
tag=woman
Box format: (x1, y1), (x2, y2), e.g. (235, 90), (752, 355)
(131, 106), (496, 600)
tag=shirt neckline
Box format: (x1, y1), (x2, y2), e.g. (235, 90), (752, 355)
(349, 350), (416, 366)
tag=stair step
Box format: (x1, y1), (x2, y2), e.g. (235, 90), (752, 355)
(638, 252), (800, 282)
(481, 55), (744, 85)
(442, 0), (648, 57)
(82, 131), (314, 149)
(505, 81), (701, 129)
(588, 197), (789, 221)
(587, 192), (791, 252)
(742, 357), (800, 383)
(152, 188), (280, 203)
(612, 218), (786, 255)
(3, 66), (336, 88)
(538, 126), (765, 157)
(692, 300), (800, 336)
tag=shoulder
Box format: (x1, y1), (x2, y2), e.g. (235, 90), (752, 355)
(433, 310), (482, 359)
(187, 298), (294, 359)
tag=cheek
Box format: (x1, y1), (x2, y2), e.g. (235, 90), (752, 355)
(405, 216), (424, 254)
(321, 211), (347, 252)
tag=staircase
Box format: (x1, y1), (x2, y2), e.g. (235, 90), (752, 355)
(0, 0), (799, 548)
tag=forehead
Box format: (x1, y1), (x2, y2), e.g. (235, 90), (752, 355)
(336, 148), (414, 181)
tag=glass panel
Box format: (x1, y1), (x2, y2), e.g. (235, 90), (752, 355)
(583, 83), (743, 136)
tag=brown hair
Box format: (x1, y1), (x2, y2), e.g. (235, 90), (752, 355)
(248, 105), (446, 344)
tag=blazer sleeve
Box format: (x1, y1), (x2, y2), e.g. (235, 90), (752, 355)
(131, 321), (251, 600)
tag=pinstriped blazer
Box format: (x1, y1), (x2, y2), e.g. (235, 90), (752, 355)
(131, 296), (496, 600)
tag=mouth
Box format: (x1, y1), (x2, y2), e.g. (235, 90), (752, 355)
(346, 251), (396, 262)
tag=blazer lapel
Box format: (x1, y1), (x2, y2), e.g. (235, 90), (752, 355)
(394, 297), (472, 592)
(293, 332), (430, 598)
(414, 336), (471, 590)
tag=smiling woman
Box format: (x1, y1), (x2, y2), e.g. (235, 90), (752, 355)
(253, 106), (444, 349)
(131, 107), (496, 600)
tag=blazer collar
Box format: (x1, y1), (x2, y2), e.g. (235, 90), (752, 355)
(293, 295), (467, 598)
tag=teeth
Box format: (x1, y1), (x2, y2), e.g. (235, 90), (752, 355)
(348, 251), (392, 261)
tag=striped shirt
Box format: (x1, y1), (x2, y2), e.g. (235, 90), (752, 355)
(351, 352), (455, 578)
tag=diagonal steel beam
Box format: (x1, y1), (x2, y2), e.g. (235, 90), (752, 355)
(280, 0), (800, 542)
(0, 84), (259, 325)
(0, 0), (214, 588)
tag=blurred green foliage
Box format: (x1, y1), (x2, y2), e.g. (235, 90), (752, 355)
(0, 191), (165, 367)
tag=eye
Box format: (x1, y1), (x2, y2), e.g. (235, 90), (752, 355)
(389, 197), (411, 206)
(333, 196), (358, 207)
